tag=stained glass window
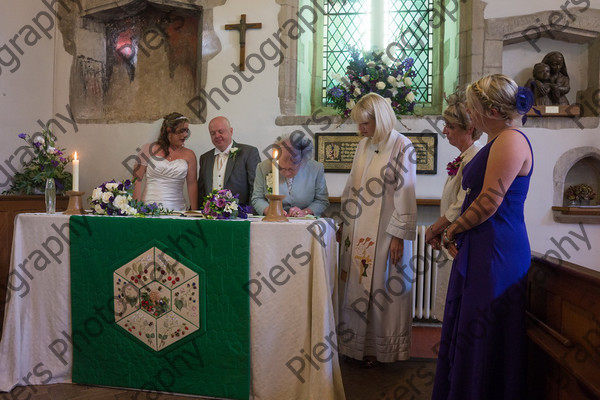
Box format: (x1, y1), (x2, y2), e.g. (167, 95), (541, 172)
(322, 0), (433, 105)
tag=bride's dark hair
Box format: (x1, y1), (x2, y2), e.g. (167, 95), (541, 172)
(156, 112), (189, 159)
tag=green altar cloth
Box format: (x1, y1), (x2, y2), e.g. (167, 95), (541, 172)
(69, 216), (250, 399)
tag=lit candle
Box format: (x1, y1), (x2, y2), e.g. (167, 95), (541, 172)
(72, 152), (79, 191)
(272, 149), (279, 195)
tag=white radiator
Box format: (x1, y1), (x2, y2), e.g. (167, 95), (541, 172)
(411, 225), (440, 320)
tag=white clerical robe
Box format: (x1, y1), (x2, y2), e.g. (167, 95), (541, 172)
(338, 129), (417, 363)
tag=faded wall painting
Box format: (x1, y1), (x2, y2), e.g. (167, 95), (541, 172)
(57, 0), (225, 123)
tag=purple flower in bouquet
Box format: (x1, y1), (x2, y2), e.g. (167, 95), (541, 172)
(200, 189), (247, 219)
(238, 204), (252, 219)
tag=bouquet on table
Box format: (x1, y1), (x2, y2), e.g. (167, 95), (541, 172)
(327, 46), (417, 120)
(3, 128), (73, 195)
(89, 179), (167, 216)
(201, 189), (251, 219)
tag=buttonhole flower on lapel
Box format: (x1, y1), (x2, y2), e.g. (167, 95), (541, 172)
(446, 155), (463, 176)
(229, 147), (239, 159)
(265, 172), (273, 194)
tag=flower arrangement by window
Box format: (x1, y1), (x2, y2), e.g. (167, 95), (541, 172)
(201, 189), (251, 219)
(446, 155), (463, 176)
(2, 128), (72, 195)
(327, 47), (417, 119)
(565, 184), (596, 202)
(89, 179), (167, 216)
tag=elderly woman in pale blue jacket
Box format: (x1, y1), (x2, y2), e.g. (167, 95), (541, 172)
(252, 134), (329, 217)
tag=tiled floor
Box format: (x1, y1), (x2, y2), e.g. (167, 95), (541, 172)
(1, 326), (441, 400)
(0, 359), (437, 400)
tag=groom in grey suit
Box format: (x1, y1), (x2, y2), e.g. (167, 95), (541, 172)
(197, 116), (261, 207)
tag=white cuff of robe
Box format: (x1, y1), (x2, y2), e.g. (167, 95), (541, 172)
(386, 214), (417, 240)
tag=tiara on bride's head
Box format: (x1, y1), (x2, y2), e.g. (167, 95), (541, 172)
(164, 113), (188, 122)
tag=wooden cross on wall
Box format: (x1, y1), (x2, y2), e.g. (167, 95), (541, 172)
(225, 14), (262, 71)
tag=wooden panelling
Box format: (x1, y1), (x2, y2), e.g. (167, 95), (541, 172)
(527, 252), (600, 400)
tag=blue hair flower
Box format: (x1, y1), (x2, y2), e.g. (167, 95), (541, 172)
(516, 86), (534, 125)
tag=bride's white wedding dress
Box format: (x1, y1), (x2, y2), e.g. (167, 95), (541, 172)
(143, 158), (188, 211)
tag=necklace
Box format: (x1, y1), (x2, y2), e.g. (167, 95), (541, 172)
(167, 146), (184, 161)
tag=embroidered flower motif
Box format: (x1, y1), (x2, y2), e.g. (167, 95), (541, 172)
(446, 155), (463, 176)
(229, 147), (239, 159)
(354, 237), (375, 283)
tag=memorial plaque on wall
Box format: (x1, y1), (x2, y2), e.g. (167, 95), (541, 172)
(315, 133), (363, 172)
(315, 132), (437, 174)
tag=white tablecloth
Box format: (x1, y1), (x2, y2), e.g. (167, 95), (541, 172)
(0, 214), (345, 400)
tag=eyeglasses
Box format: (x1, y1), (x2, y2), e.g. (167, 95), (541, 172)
(173, 128), (190, 134)
(278, 163), (301, 173)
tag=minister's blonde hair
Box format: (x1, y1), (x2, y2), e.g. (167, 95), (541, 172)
(350, 93), (397, 145)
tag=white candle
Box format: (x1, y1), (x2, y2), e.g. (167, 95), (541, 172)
(272, 149), (279, 195)
(72, 152), (79, 191)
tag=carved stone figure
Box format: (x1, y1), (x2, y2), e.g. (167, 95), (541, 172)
(541, 51), (570, 105)
(525, 62), (552, 106)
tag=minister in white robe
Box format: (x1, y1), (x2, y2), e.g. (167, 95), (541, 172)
(338, 93), (417, 365)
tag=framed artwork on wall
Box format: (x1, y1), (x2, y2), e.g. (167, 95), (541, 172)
(315, 133), (363, 172)
(315, 132), (437, 174)
(404, 132), (438, 174)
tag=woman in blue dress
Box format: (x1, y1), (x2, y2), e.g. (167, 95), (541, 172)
(432, 74), (534, 400)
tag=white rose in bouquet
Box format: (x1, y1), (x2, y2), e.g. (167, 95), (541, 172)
(102, 191), (113, 203)
(113, 194), (129, 210)
(92, 187), (103, 201)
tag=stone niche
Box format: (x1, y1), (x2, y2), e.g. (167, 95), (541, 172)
(57, 0), (226, 123)
(482, 8), (600, 129)
(553, 147), (600, 223)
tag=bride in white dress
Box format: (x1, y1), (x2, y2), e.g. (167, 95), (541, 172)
(133, 112), (198, 211)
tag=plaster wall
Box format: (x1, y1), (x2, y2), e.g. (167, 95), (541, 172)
(0, 0), (598, 270)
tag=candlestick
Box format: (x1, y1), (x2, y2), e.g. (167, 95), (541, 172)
(262, 194), (288, 222)
(72, 152), (79, 191)
(272, 149), (279, 195)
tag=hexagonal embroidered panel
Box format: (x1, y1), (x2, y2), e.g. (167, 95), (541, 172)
(114, 247), (202, 351)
